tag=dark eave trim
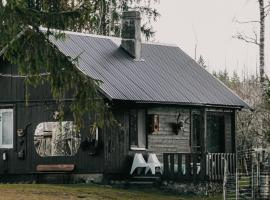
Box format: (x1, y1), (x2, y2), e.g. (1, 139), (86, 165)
(111, 99), (246, 110)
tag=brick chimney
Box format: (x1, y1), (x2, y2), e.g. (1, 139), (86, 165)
(121, 11), (141, 60)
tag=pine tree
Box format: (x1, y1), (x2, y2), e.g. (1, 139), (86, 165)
(0, 0), (159, 128)
(197, 55), (207, 69)
(231, 71), (240, 89)
(217, 69), (230, 85)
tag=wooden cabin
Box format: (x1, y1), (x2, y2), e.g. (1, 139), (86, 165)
(0, 11), (249, 183)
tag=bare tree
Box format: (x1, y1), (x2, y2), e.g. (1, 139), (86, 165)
(234, 0), (269, 86)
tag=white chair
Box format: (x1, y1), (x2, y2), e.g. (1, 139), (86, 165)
(130, 153), (148, 175)
(145, 153), (162, 175)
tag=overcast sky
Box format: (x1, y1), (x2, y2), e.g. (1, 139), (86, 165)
(152, 0), (270, 78)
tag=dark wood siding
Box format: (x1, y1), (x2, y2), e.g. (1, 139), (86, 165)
(0, 60), (105, 175)
(0, 59), (237, 176)
(104, 110), (130, 174)
(147, 107), (191, 162)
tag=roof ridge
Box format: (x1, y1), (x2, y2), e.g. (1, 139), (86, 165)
(39, 27), (178, 47)
(142, 41), (178, 47)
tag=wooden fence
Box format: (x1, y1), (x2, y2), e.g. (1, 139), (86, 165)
(206, 153), (236, 181)
(163, 153), (236, 182)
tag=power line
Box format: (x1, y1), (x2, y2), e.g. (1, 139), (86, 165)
(0, 72), (50, 78)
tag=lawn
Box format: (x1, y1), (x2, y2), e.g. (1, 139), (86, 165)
(0, 184), (222, 200)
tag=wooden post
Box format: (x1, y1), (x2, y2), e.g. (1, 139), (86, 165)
(163, 154), (169, 179)
(199, 108), (207, 181)
(178, 154), (183, 180)
(186, 154), (192, 179)
(232, 110), (236, 153)
(200, 153), (207, 181)
(202, 109), (207, 154)
(170, 154), (175, 181)
(223, 158), (228, 200)
(234, 110), (239, 200)
(192, 154), (197, 182)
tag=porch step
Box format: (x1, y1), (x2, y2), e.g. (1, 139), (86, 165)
(131, 176), (161, 181)
(127, 181), (156, 185)
(126, 175), (161, 187)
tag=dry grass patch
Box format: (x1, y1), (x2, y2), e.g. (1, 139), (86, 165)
(0, 184), (222, 200)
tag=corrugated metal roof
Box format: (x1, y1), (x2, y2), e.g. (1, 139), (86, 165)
(49, 31), (250, 109)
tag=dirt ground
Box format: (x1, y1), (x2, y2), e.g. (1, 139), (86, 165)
(0, 184), (222, 200)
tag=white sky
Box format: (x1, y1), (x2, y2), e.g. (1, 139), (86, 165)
(151, 0), (270, 78)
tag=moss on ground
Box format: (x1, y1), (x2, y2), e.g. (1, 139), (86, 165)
(0, 184), (222, 200)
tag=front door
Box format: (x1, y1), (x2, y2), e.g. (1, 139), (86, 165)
(206, 113), (225, 153)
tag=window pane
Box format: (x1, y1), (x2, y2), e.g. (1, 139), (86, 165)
(2, 111), (13, 146)
(129, 110), (138, 147)
(34, 122), (81, 157)
(137, 110), (146, 148)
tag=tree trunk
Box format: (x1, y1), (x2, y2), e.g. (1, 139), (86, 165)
(259, 0), (265, 84)
(99, 0), (107, 35)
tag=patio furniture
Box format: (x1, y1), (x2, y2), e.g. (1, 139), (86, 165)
(130, 153), (148, 175)
(145, 153), (162, 175)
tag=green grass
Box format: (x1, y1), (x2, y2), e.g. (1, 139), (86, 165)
(0, 184), (222, 200)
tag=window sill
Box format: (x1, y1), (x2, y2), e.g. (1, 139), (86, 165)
(130, 147), (147, 151)
(0, 145), (13, 149)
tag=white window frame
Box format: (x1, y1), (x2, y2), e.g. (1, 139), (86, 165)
(0, 108), (14, 149)
(130, 109), (147, 150)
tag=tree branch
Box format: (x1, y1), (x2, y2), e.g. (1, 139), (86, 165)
(234, 19), (260, 24)
(0, 28), (29, 56)
(265, 7), (270, 17)
(233, 32), (259, 46)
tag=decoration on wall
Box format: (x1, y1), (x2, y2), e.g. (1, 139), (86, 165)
(172, 113), (188, 135)
(17, 123), (31, 160)
(34, 121), (81, 157)
(52, 111), (60, 120)
(80, 123), (99, 156)
(149, 114), (159, 133)
(17, 123), (31, 137)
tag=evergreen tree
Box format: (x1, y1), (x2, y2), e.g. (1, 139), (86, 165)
(217, 69), (230, 85)
(78, 0), (160, 39)
(197, 55), (207, 69)
(0, 0), (159, 128)
(231, 71), (240, 89)
(212, 71), (218, 78)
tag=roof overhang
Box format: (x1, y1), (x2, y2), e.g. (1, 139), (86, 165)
(110, 99), (250, 110)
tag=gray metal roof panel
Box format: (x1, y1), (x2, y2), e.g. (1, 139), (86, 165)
(49, 32), (250, 109)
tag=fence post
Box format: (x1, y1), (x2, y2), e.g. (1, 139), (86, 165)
(169, 154), (175, 181)
(200, 153), (207, 181)
(223, 158), (228, 200)
(186, 154), (192, 179)
(163, 154), (169, 179)
(177, 154), (183, 180)
(192, 154), (197, 182)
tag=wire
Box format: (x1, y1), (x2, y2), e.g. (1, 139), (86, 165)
(0, 72), (50, 78)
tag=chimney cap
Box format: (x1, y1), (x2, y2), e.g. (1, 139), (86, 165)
(122, 11), (141, 19)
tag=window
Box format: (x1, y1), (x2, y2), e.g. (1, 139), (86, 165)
(130, 109), (146, 150)
(206, 114), (225, 153)
(34, 121), (81, 157)
(0, 109), (14, 149)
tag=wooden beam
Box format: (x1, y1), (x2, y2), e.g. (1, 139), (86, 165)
(232, 110), (236, 153)
(201, 108), (207, 153)
(36, 164), (75, 172)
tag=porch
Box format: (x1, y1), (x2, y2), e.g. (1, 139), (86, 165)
(163, 153), (236, 182)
